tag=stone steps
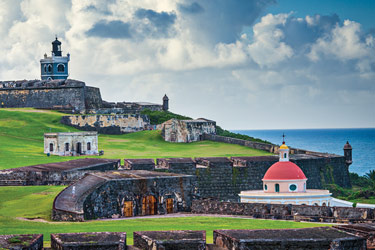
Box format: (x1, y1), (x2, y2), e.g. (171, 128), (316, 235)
(0, 180), (25, 186)
(127, 246), (142, 250)
(206, 244), (227, 250)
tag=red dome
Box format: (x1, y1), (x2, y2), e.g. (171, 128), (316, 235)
(263, 161), (307, 180)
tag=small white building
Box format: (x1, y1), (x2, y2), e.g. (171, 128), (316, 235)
(239, 140), (332, 206)
(44, 132), (98, 156)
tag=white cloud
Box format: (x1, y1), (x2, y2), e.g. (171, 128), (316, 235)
(0, 1), (374, 129)
(247, 13), (294, 67)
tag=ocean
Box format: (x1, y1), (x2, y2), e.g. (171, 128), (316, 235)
(233, 128), (375, 176)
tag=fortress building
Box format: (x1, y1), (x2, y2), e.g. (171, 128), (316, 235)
(40, 37), (70, 80)
(44, 132), (99, 156)
(239, 138), (333, 206)
(0, 37), (167, 113)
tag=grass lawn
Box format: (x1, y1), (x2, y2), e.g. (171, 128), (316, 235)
(0, 186), (326, 245)
(0, 108), (271, 170)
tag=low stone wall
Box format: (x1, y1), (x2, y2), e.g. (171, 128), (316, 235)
(1, 229), (370, 249)
(191, 199), (375, 223)
(61, 114), (150, 134)
(334, 224), (375, 249)
(0, 234), (43, 250)
(213, 228), (366, 250)
(203, 134), (278, 153)
(133, 231), (206, 250)
(51, 232), (126, 250)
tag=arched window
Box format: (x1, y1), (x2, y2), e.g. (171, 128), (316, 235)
(47, 64), (52, 73)
(43, 65), (47, 73)
(264, 184), (268, 191)
(49, 143), (53, 152)
(65, 143), (69, 151)
(87, 142), (91, 151)
(284, 153), (287, 158)
(275, 183), (280, 192)
(57, 64), (65, 72)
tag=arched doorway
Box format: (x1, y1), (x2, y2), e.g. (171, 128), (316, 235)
(76, 142), (82, 154)
(166, 198), (174, 213)
(123, 201), (133, 217)
(142, 195), (157, 215)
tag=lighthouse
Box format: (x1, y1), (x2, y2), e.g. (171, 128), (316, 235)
(40, 37), (70, 80)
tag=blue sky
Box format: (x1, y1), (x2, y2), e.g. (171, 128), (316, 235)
(0, 0), (374, 129)
(269, 0), (375, 32)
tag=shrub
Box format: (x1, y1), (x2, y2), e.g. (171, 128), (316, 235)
(140, 109), (191, 125)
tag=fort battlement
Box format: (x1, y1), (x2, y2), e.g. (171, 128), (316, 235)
(0, 79), (102, 112)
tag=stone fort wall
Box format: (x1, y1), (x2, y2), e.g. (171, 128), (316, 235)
(0, 79), (102, 112)
(124, 155), (351, 201)
(60, 114), (150, 134)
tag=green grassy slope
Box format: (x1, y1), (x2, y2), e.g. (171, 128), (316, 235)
(0, 108), (271, 169)
(0, 186), (326, 245)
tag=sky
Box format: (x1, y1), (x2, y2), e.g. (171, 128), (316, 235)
(0, 0), (374, 130)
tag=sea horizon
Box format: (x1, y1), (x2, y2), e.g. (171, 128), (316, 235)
(232, 128), (375, 176)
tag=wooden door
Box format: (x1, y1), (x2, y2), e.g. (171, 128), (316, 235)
(123, 201), (133, 217)
(142, 195), (156, 215)
(166, 198), (174, 213)
(76, 143), (82, 154)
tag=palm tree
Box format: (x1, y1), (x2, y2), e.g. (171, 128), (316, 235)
(365, 170), (375, 189)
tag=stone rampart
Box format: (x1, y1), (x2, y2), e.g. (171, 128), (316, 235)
(0, 158), (120, 186)
(203, 134), (352, 189)
(203, 134), (279, 153)
(120, 155), (351, 201)
(0, 79), (102, 112)
(191, 199), (375, 223)
(60, 114), (150, 134)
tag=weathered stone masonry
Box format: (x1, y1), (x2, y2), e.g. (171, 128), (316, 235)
(61, 114), (150, 134)
(3, 228), (371, 250)
(191, 199), (375, 223)
(0, 158), (120, 186)
(124, 155), (351, 201)
(0, 79), (101, 112)
(53, 170), (195, 221)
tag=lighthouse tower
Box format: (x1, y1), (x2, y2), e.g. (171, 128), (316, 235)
(40, 37), (70, 80)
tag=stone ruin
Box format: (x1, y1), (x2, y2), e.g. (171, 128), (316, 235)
(161, 118), (216, 143)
